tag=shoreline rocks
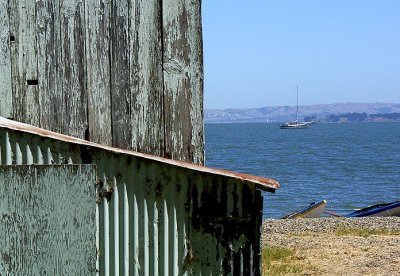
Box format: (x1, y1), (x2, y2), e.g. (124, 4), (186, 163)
(261, 217), (400, 274)
(262, 217), (400, 235)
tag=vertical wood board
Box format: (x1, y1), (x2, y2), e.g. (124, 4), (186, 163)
(86, 0), (112, 146)
(36, 0), (63, 134)
(130, 0), (164, 156)
(0, 0), (12, 117)
(60, 0), (87, 139)
(185, 0), (204, 165)
(162, 0), (204, 165)
(110, 0), (131, 149)
(9, 0), (40, 125)
(0, 165), (96, 275)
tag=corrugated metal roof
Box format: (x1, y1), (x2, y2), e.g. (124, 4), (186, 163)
(0, 117), (279, 191)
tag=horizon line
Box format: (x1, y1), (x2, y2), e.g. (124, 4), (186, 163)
(205, 102), (400, 110)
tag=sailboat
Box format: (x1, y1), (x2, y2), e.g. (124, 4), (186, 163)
(278, 86), (311, 129)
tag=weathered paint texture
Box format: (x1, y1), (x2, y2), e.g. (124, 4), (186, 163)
(0, 165), (96, 275)
(36, 0), (63, 134)
(0, 0), (12, 118)
(9, 0), (40, 125)
(163, 0), (204, 165)
(0, 0), (204, 165)
(130, 0), (165, 158)
(0, 120), (279, 275)
(86, 0), (112, 146)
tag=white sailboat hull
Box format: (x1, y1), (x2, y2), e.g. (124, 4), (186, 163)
(279, 122), (310, 129)
(283, 200), (327, 219)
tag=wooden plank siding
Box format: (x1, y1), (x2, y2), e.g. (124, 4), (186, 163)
(0, 0), (204, 165)
(36, 0), (63, 134)
(0, 0), (12, 118)
(110, 0), (131, 149)
(130, 0), (165, 157)
(86, 0), (113, 146)
(9, 0), (40, 126)
(60, 0), (87, 139)
(162, 0), (204, 165)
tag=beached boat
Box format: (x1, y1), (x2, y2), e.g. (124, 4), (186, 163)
(282, 200), (327, 219)
(278, 86), (311, 129)
(346, 201), (400, 217)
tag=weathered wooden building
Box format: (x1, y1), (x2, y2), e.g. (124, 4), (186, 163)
(0, 1), (283, 274)
(0, 118), (279, 275)
(0, 0), (204, 164)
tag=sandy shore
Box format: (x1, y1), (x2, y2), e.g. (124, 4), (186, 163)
(262, 217), (400, 275)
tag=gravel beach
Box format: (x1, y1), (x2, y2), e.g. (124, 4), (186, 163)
(262, 217), (400, 275)
(262, 217), (400, 236)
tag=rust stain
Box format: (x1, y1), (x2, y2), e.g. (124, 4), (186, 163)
(0, 117), (279, 191)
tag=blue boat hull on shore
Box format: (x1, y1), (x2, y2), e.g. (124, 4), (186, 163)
(346, 201), (400, 217)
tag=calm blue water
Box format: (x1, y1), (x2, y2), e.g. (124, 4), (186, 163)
(205, 123), (400, 218)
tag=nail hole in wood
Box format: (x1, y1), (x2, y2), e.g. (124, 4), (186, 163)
(26, 79), (38, 86)
(10, 35), (15, 42)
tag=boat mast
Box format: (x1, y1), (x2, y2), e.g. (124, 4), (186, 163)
(296, 85), (299, 124)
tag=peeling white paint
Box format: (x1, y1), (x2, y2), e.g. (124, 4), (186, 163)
(0, 0), (205, 165)
(1, 121), (278, 274)
(0, 165), (96, 275)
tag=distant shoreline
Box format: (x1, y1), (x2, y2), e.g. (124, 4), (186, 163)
(205, 120), (400, 124)
(205, 103), (400, 123)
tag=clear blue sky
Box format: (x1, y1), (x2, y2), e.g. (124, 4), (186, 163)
(202, 1), (400, 109)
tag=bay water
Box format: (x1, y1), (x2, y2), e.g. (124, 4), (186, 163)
(205, 122), (400, 218)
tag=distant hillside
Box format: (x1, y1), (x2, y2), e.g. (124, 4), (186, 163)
(325, 112), (400, 123)
(205, 103), (400, 123)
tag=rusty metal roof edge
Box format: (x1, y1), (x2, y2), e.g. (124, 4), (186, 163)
(0, 117), (279, 191)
